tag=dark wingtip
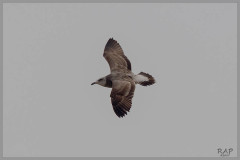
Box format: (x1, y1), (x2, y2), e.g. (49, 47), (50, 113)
(113, 105), (128, 118)
(112, 100), (132, 118)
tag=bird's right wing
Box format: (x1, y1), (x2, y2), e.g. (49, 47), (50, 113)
(110, 79), (135, 118)
(103, 38), (132, 72)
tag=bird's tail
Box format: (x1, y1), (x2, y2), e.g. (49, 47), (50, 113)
(134, 72), (155, 86)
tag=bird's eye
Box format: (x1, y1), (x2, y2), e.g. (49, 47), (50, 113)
(99, 78), (103, 81)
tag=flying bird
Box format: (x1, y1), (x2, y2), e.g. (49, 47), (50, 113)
(91, 38), (155, 118)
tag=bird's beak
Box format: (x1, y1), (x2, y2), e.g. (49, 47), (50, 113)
(91, 82), (96, 85)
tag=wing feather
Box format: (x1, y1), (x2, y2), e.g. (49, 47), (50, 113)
(103, 38), (131, 72)
(110, 79), (135, 118)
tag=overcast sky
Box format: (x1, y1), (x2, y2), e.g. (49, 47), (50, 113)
(3, 3), (237, 157)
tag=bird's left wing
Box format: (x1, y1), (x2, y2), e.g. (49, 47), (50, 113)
(103, 38), (132, 72)
(110, 79), (135, 118)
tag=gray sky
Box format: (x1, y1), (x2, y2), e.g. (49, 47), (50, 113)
(3, 3), (237, 157)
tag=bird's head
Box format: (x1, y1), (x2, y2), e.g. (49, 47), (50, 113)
(91, 77), (106, 87)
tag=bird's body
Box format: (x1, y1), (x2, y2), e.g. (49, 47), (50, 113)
(92, 38), (155, 118)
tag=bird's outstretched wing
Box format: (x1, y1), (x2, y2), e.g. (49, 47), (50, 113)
(110, 79), (135, 118)
(103, 38), (131, 72)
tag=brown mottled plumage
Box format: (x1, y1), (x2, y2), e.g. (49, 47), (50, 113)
(91, 38), (155, 118)
(104, 38), (132, 71)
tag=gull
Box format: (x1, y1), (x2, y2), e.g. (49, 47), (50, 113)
(91, 38), (155, 118)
